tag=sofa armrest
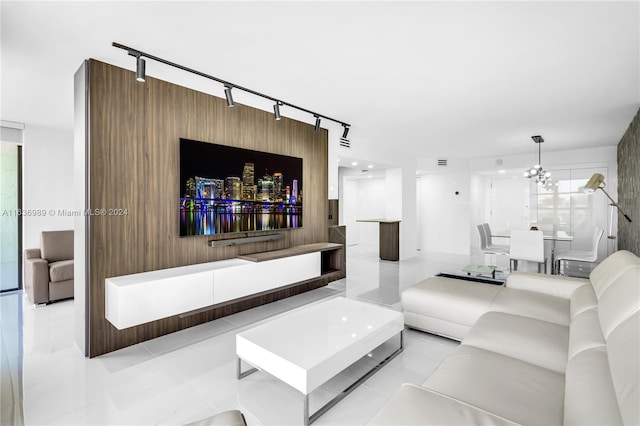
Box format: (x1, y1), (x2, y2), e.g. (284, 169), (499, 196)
(24, 256), (50, 304)
(24, 248), (41, 260)
(506, 271), (589, 299)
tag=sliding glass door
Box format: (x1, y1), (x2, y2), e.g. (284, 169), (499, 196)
(0, 142), (22, 292)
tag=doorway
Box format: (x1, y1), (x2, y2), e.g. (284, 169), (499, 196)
(1, 142), (22, 292)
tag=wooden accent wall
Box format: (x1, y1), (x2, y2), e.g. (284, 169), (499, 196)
(87, 60), (328, 357)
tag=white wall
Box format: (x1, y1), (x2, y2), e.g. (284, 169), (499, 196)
(22, 125), (74, 249)
(417, 171), (471, 255)
(341, 175), (386, 246)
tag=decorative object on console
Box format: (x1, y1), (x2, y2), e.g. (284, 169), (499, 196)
(523, 135), (552, 189)
(583, 173), (632, 223)
(112, 42), (350, 134)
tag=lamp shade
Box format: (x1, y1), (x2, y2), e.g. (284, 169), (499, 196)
(583, 173), (605, 193)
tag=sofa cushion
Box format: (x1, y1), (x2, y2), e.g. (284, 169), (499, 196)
(589, 250), (640, 298)
(570, 284), (598, 318)
(403, 312), (471, 341)
(368, 384), (518, 426)
(568, 308), (605, 360)
(564, 346), (623, 426)
(490, 287), (570, 326)
(606, 311), (640, 425)
(184, 410), (246, 426)
(597, 265), (640, 338)
(422, 345), (564, 425)
(506, 271), (587, 299)
(41, 230), (73, 262)
(49, 260), (74, 283)
(402, 277), (501, 329)
(462, 311), (569, 373)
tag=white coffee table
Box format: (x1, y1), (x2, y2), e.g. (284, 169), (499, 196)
(236, 297), (404, 425)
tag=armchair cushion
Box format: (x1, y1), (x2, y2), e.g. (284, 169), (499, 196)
(41, 230), (73, 262)
(49, 260), (74, 283)
(24, 248), (41, 259)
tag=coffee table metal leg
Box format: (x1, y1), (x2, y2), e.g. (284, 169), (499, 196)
(303, 394), (310, 426)
(237, 358), (258, 380)
(306, 330), (404, 425)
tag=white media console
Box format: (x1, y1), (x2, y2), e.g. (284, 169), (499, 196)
(105, 243), (343, 330)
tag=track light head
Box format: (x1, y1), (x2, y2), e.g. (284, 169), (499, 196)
(342, 124), (350, 139)
(273, 102), (282, 120)
(136, 56), (146, 82)
(314, 115), (321, 132)
(224, 85), (235, 107)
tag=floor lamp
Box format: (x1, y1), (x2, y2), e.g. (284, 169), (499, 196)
(582, 173), (632, 223)
(583, 173), (632, 254)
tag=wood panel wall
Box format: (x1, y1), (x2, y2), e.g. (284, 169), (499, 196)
(87, 60), (328, 357)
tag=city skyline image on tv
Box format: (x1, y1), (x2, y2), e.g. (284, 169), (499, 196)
(179, 138), (303, 236)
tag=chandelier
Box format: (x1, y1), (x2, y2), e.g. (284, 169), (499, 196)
(523, 135), (551, 186)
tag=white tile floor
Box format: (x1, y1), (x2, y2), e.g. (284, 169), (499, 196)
(2, 245), (488, 426)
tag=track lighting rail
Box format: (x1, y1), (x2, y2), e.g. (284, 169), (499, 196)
(113, 42), (350, 130)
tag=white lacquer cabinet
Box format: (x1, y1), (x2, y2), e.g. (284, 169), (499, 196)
(104, 245), (340, 330)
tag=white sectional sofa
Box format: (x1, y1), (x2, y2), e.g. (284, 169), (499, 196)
(368, 250), (640, 425)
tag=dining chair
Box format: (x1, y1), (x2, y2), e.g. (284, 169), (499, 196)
(477, 224), (508, 269)
(509, 230), (546, 273)
(477, 224), (508, 255)
(554, 227), (604, 276)
(482, 223), (509, 252)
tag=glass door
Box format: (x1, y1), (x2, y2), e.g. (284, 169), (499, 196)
(490, 178), (531, 232)
(0, 142), (22, 292)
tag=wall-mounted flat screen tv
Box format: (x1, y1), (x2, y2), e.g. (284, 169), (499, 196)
(179, 138), (303, 237)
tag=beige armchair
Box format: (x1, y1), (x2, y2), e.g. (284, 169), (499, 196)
(24, 230), (74, 304)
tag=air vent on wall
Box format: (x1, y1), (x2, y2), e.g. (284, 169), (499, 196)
(437, 159), (448, 166)
(339, 137), (351, 149)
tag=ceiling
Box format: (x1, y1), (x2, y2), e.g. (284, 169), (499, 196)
(2, 1), (639, 161)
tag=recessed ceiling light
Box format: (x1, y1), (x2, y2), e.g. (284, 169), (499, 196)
(351, 161), (358, 166)
(498, 170), (506, 174)
(368, 164), (373, 169)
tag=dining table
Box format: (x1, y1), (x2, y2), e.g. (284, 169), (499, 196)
(492, 230), (573, 274)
